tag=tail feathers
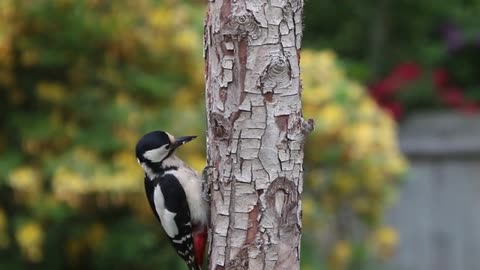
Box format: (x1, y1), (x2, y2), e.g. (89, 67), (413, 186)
(193, 228), (208, 267)
(186, 257), (200, 270)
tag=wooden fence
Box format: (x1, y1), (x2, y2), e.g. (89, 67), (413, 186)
(387, 112), (480, 270)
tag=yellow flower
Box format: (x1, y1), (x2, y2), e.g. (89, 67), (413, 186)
(0, 208), (6, 232)
(300, 48), (408, 263)
(330, 240), (352, 269)
(0, 38), (12, 67)
(21, 49), (38, 66)
(352, 196), (370, 215)
(373, 226), (399, 259)
(363, 170), (384, 192)
(36, 81), (67, 103)
(52, 166), (89, 197)
(8, 166), (41, 193)
(316, 103), (346, 131)
(345, 122), (375, 159)
(115, 92), (131, 107)
(307, 169), (324, 189)
(384, 155), (408, 177)
(174, 88), (196, 107)
(357, 98), (378, 119)
(0, 208), (9, 248)
(148, 8), (172, 29)
(114, 128), (140, 148)
(302, 86), (333, 105)
(113, 151), (135, 169)
(332, 172), (356, 195)
(72, 147), (99, 164)
(16, 222), (44, 262)
(86, 223), (106, 250)
(174, 29), (199, 52)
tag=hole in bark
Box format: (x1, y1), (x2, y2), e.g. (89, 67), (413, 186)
(219, 88), (227, 103)
(210, 113), (231, 140)
(263, 92), (273, 102)
(214, 125), (226, 138)
(275, 115), (289, 131)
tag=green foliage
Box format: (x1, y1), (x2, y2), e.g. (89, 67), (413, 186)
(301, 50), (406, 270)
(304, 0), (480, 80)
(0, 0), (205, 269)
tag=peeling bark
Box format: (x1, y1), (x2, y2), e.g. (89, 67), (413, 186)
(204, 1), (307, 269)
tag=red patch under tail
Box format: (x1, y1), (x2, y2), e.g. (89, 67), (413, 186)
(193, 228), (208, 267)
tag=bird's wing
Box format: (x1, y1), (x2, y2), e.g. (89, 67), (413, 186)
(144, 176), (161, 221)
(145, 175), (199, 270)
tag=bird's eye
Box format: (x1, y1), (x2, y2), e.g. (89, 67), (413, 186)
(165, 145), (170, 150)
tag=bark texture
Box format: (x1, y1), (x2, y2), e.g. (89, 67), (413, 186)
(204, 1), (308, 269)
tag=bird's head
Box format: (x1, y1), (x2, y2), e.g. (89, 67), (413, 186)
(135, 130), (196, 169)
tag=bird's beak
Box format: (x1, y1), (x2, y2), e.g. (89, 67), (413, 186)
(172, 135), (197, 149)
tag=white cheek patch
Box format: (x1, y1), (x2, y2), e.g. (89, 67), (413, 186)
(143, 145), (169, 162)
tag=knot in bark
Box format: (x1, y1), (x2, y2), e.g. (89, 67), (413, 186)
(258, 55), (291, 93)
(232, 11), (260, 39)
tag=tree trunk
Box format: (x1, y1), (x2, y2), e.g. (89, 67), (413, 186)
(204, 1), (308, 269)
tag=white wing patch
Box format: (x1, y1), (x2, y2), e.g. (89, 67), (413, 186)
(144, 145), (169, 163)
(153, 185), (179, 238)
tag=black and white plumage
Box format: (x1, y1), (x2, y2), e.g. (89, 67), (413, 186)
(136, 131), (208, 270)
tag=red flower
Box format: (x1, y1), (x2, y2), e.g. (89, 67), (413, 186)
(369, 61), (479, 121)
(391, 62), (421, 81)
(377, 100), (404, 120)
(433, 69), (449, 88)
(440, 87), (465, 106)
(370, 62), (422, 100)
(370, 79), (397, 98)
(459, 102), (480, 113)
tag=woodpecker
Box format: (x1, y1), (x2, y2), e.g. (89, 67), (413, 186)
(135, 130), (208, 270)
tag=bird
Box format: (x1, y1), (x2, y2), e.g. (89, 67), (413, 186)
(135, 130), (208, 270)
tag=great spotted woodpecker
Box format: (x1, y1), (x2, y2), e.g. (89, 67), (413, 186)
(135, 131), (208, 270)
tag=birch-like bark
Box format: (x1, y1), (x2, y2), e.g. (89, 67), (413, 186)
(204, 1), (309, 269)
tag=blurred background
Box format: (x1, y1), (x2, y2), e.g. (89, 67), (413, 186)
(0, 0), (478, 269)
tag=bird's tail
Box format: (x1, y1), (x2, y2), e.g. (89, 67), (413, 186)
(187, 260), (201, 270)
